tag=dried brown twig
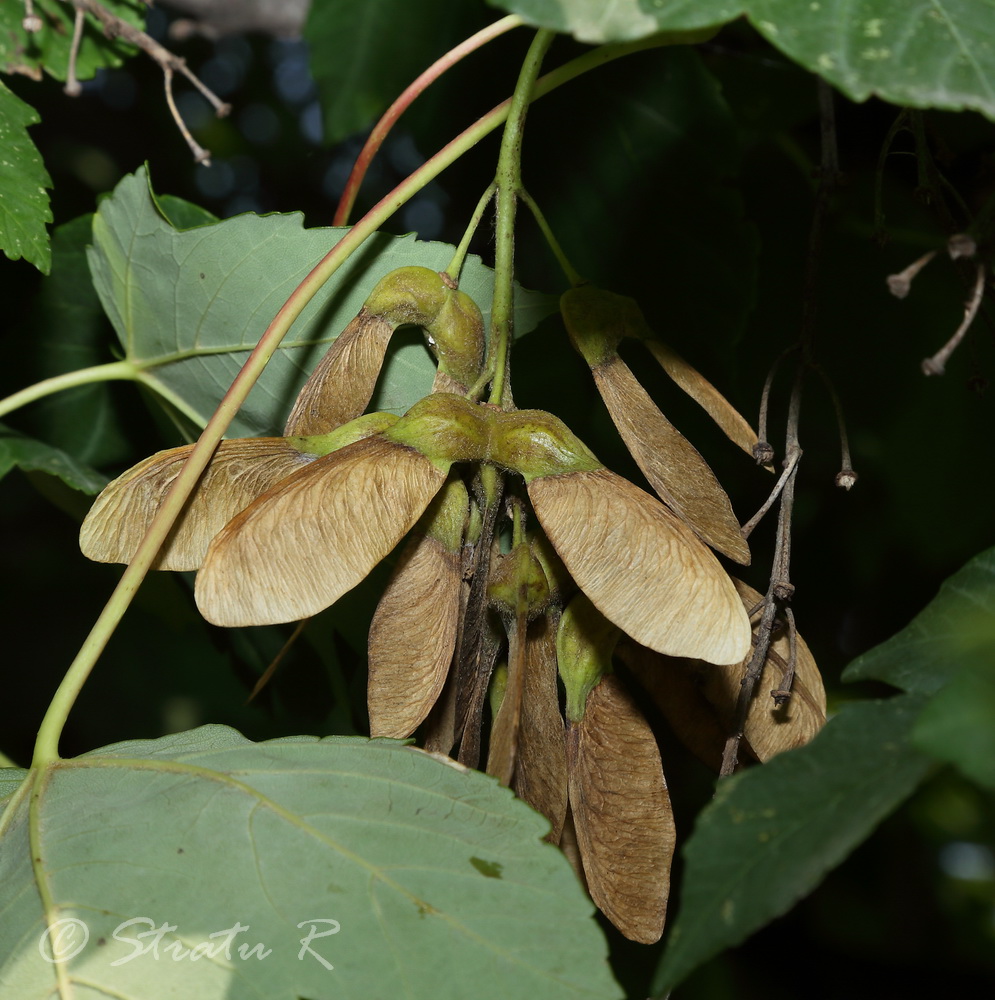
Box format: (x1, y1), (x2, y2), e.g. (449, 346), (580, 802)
(53, 0), (231, 163)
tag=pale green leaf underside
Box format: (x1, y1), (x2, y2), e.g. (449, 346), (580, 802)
(653, 695), (932, 993)
(0, 81), (52, 274)
(0, 725), (621, 1000)
(88, 169), (554, 438)
(492, 0), (995, 119)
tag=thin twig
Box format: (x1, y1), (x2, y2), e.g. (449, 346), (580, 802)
(64, 9), (85, 96)
(771, 606), (798, 706)
(922, 261), (987, 375)
(812, 365), (857, 489)
(67, 0), (230, 162)
(246, 619), (310, 702)
(741, 447), (801, 539)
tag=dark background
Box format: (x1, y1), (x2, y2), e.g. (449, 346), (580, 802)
(1, 6), (993, 998)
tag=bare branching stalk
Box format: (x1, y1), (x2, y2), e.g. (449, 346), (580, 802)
(64, 0), (231, 163)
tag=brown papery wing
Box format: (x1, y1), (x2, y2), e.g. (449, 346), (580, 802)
(195, 436), (446, 627)
(567, 673), (675, 944)
(283, 310), (394, 437)
(644, 339), (759, 459)
(528, 469), (751, 665)
(79, 438), (313, 571)
(592, 354), (750, 564)
(367, 534), (461, 739)
(512, 616), (568, 843)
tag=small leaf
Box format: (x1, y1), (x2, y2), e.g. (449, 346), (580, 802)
(0, 726), (623, 1000)
(0, 423), (106, 494)
(843, 544), (995, 695)
(0, 81), (51, 274)
(653, 695), (933, 994)
(195, 437), (447, 627)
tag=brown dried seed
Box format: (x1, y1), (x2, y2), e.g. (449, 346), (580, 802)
(567, 674), (675, 944)
(528, 468), (752, 665)
(367, 535), (461, 739)
(591, 354), (750, 564)
(80, 438), (313, 571)
(511, 617), (568, 843)
(195, 436), (446, 627)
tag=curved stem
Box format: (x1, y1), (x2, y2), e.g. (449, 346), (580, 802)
(31, 30), (681, 767)
(445, 182), (496, 282)
(0, 361), (138, 419)
(488, 29), (556, 408)
(334, 14), (524, 225)
(520, 188), (582, 287)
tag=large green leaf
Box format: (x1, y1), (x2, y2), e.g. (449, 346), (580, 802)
(748, 0), (995, 119)
(0, 423), (106, 493)
(304, 0), (483, 145)
(843, 545), (995, 696)
(493, 0), (995, 119)
(87, 169), (555, 439)
(0, 726), (622, 1000)
(0, 0), (143, 81)
(0, 81), (51, 274)
(652, 695), (932, 995)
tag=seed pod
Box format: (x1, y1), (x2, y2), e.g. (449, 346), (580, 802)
(367, 478), (468, 739)
(195, 435), (448, 627)
(567, 673), (675, 944)
(80, 438), (315, 572)
(427, 287), (485, 393)
(284, 267), (453, 437)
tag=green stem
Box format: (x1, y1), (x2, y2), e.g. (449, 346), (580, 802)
(488, 29), (556, 409)
(30, 30), (681, 767)
(0, 361), (138, 419)
(520, 188), (583, 286)
(445, 182), (497, 282)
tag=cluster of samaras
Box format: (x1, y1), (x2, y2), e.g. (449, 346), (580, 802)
(81, 267), (826, 943)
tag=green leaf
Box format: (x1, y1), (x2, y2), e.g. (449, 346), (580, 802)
(304, 0), (481, 145)
(915, 661), (995, 789)
(494, 0), (995, 120)
(487, 0), (743, 42)
(0, 0), (143, 82)
(0, 81), (51, 274)
(0, 726), (622, 1000)
(747, 0), (995, 120)
(653, 695), (933, 994)
(0, 423), (107, 493)
(87, 169), (555, 438)
(843, 545), (995, 696)
(15, 214), (131, 468)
